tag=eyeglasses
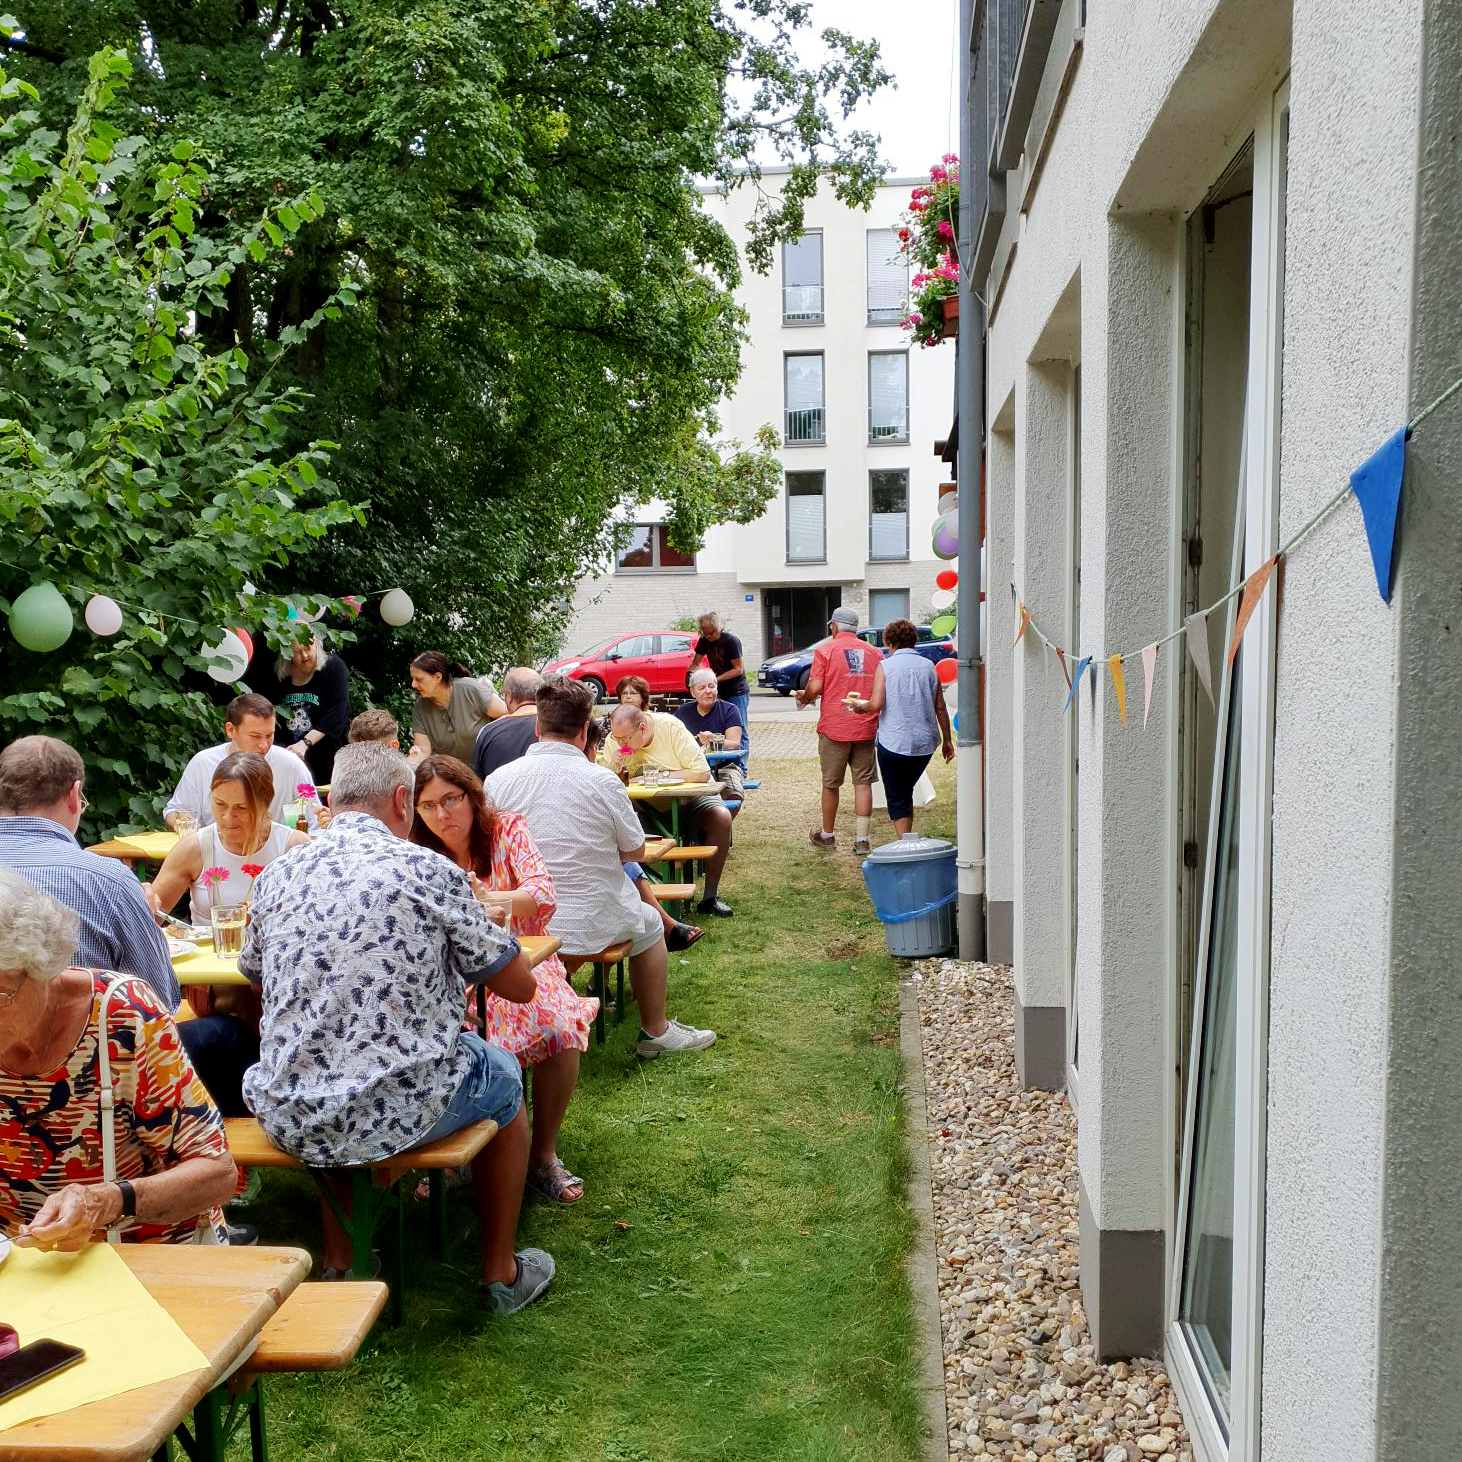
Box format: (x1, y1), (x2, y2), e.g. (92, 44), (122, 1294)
(0, 975), (27, 1008)
(417, 792), (469, 817)
(76, 789), (88, 816)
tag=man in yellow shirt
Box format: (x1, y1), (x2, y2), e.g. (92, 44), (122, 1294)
(605, 707), (733, 918)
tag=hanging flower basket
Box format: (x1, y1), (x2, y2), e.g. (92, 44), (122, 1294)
(940, 294), (960, 339)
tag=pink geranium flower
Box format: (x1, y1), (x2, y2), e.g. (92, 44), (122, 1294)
(296, 783), (318, 801)
(201, 866), (229, 889)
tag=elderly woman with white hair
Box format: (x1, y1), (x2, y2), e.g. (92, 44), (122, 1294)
(269, 631), (351, 785)
(0, 868), (235, 1249)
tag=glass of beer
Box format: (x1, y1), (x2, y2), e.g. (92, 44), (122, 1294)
(173, 810), (198, 837)
(210, 902), (247, 958)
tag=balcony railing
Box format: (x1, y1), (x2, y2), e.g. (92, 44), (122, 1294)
(782, 284), (824, 323)
(869, 409), (910, 442)
(785, 407), (825, 444)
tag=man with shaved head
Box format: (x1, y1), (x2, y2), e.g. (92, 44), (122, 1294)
(472, 668), (543, 779)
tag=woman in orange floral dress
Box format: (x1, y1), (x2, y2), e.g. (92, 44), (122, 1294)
(409, 755), (596, 1204)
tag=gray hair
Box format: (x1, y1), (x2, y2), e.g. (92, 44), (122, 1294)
(502, 666), (543, 707)
(274, 633), (327, 680)
(688, 667), (718, 692)
(0, 868), (79, 983)
(330, 741), (415, 812)
(608, 704), (647, 733)
(697, 611), (720, 629)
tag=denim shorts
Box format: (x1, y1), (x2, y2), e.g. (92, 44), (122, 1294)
(421, 1032), (523, 1143)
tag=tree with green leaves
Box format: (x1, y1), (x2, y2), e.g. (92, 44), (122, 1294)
(8, 1), (889, 710)
(0, 43), (358, 831)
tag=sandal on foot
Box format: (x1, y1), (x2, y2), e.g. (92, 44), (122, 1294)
(527, 1158), (584, 1206)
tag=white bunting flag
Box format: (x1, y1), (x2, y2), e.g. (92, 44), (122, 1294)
(1184, 613), (1214, 708)
(1141, 643), (1159, 728)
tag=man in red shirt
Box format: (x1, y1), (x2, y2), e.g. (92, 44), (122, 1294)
(796, 606), (884, 853)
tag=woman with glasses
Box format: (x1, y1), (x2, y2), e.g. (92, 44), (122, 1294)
(409, 755), (596, 1204)
(0, 868), (236, 1248)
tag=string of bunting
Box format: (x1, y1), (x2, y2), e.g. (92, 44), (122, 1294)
(1007, 369), (1461, 727)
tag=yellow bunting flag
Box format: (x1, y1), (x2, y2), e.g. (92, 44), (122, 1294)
(1226, 552), (1282, 669)
(1107, 654), (1127, 725)
(1055, 646), (1071, 688)
(1141, 643), (1159, 728)
(1014, 601), (1031, 646)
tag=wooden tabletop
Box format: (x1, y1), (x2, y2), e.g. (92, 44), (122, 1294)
(171, 932), (562, 990)
(0, 1244), (310, 1462)
(86, 831), (178, 868)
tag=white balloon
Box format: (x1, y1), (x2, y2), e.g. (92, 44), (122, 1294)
(379, 588), (415, 626)
(84, 595), (123, 636)
(203, 630), (249, 684)
(930, 587), (956, 611)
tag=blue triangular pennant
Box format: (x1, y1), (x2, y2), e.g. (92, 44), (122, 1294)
(1064, 655), (1091, 712)
(1349, 426), (1407, 603)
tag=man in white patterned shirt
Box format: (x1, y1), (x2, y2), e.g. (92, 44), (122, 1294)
(486, 677), (716, 1060)
(242, 742), (554, 1315)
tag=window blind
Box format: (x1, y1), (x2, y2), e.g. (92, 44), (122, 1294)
(866, 229), (908, 322)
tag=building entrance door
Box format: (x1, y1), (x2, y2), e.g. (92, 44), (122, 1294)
(764, 586), (842, 657)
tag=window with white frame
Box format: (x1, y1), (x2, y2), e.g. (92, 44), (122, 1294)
(866, 228), (908, 324)
(782, 232), (823, 323)
(785, 354), (825, 444)
(869, 469), (909, 560)
(615, 524), (696, 573)
(785, 472), (826, 562)
(868, 352), (909, 441)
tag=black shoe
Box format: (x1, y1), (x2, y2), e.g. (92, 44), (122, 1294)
(696, 897), (733, 918)
(225, 1221), (258, 1246)
(665, 921), (705, 951)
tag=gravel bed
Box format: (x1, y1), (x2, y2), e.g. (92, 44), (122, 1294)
(913, 958), (1193, 1462)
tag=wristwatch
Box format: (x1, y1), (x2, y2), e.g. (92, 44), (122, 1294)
(116, 1178), (137, 1220)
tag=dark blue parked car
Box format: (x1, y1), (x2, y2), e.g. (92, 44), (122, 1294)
(756, 625), (954, 695)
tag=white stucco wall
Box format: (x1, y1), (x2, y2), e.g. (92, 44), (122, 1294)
(979, 0), (1426, 1443)
(1261, 2), (1420, 1455)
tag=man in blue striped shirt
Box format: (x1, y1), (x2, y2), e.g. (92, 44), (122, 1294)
(0, 736), (178, 1008)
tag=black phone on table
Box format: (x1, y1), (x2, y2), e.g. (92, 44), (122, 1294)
(0, 1339), (86, 1403)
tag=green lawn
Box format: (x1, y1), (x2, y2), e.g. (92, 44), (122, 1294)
(246, 753), (955, 1462)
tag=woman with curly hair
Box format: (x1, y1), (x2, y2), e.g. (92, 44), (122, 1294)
(409, 754), (596, 1204)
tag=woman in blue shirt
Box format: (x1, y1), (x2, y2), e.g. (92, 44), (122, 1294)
(851, 620), (954, 834)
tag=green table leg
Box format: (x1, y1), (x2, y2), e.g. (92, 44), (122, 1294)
(593, 965), (606, 1045)
(248, 1377), (269, 1462)
(615, 954), (625, 1024)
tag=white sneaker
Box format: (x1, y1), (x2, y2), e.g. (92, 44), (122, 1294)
(636, 1018), (718, 1059)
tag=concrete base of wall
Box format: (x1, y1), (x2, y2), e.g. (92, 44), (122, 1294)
(986, 900), (1014, 965)
(1078, 1179), (1166, 1361)
(1014, 991), (1066, 1091)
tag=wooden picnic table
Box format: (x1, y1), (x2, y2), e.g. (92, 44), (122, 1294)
(172, 933), (563, 990)
(0, 1243), (310, 1462)
(86, 831), (178, 872)
(625, 779), (713, 840)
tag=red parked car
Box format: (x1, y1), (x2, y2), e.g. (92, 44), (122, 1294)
(542, 629), (698, 702)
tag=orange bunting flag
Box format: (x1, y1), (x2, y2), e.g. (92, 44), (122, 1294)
(1141, 643), (1159, 728)
(1107, 654), (1127, 725)
(1226, 552), (1282, 669)
(1014, 602), (1031, 647)
(1055, 646), (1071, 688)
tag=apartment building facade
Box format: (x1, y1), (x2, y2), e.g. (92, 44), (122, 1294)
(961, 2), (1462, 1460)
(560, 176), (956, 672)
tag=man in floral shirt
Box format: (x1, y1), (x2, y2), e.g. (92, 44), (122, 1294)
(241, 741), (553, 1315)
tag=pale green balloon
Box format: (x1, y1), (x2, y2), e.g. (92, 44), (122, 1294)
(9, 581), (74, 652)
(930, 614), (957, 637)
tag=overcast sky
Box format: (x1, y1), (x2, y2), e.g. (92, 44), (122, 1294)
(802, 0), (961, 179)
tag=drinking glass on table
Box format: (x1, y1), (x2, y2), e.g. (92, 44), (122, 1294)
(210, 902), (247, 957)
(172, 809), (198, 837)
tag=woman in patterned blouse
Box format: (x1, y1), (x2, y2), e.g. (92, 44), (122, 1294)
(409, 755), (598, 1204)
(0, 869), (235, 1247)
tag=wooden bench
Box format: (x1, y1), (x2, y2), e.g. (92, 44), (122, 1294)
(645, 843), (715, 880)
(224, 1117), (496, 1323)
(187, 1282), (388, 1462)
(561, 941), (632, 1045)
(647, 881), (696, 908)
(642, 836), (676, 862)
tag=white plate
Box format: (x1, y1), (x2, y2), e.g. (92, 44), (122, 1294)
(0, 1232), (11, 1267)
(167, 936), (200, 960)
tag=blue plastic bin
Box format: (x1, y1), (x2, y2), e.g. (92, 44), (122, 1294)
(861, 832), (958, 958)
